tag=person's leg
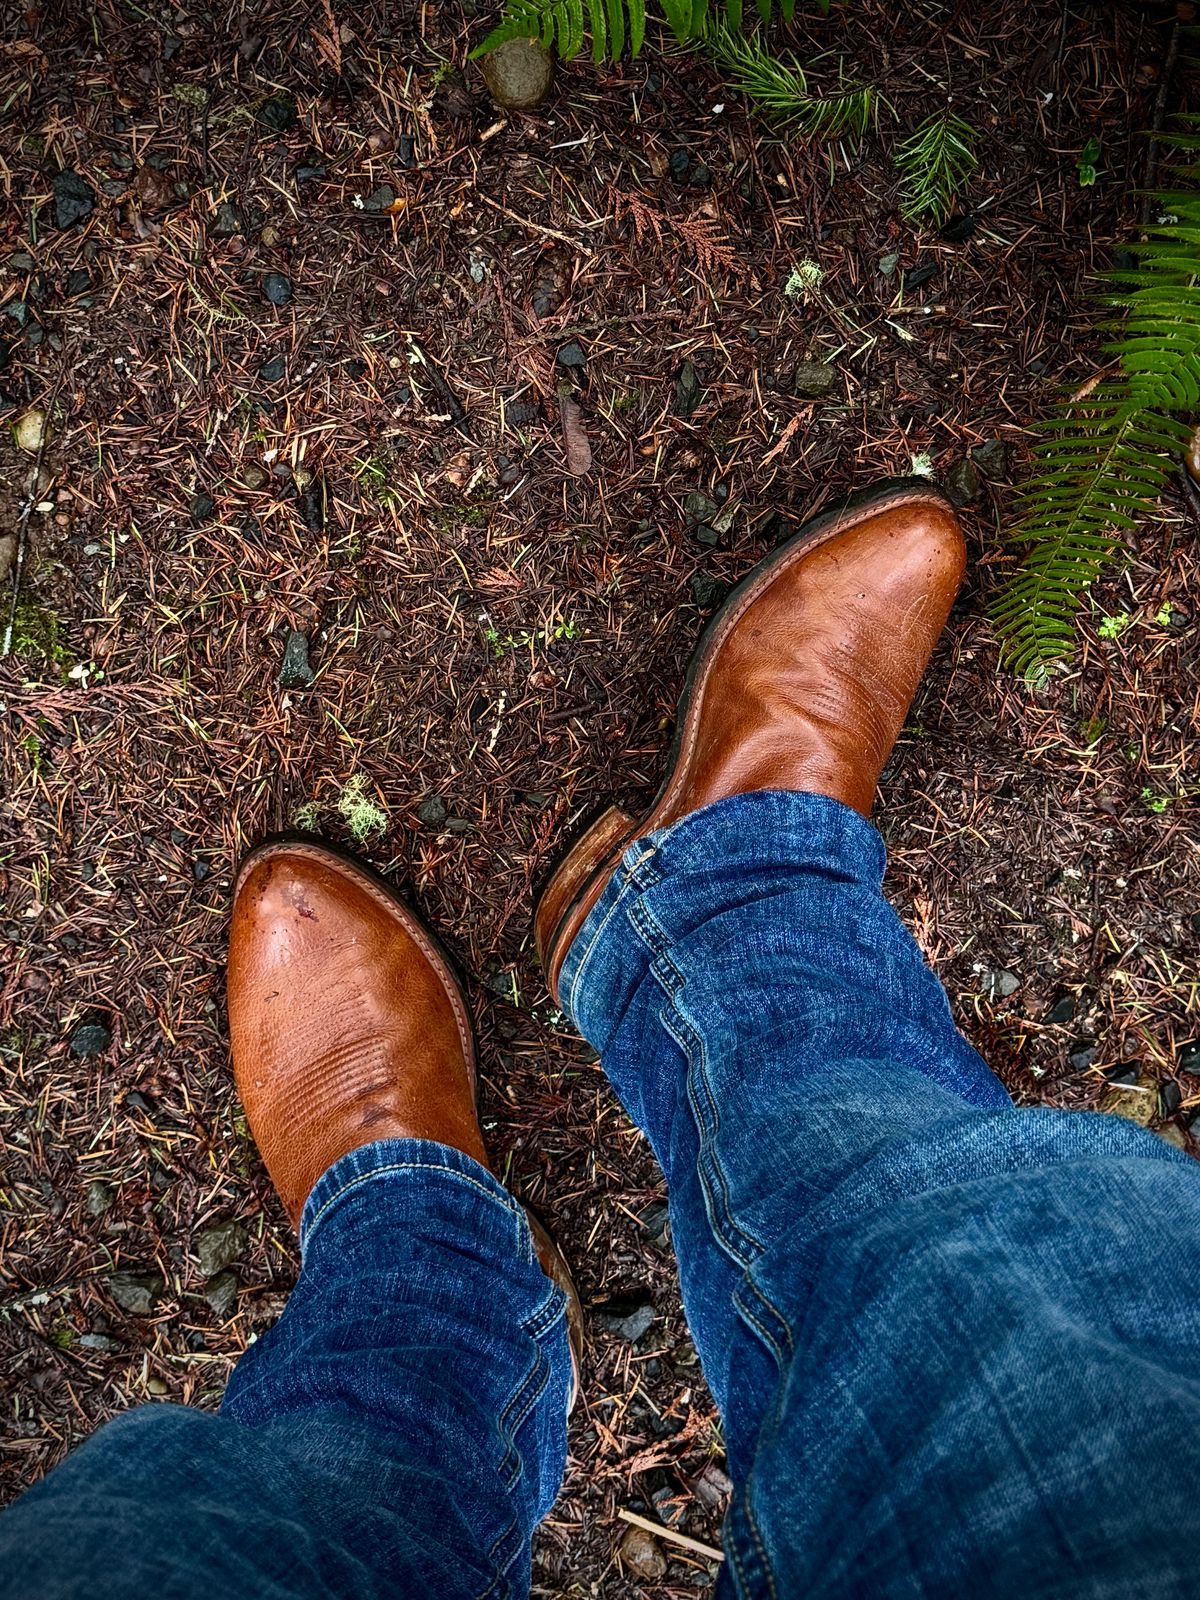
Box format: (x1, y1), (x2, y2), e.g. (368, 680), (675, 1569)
(0, 1141), (571, 1600)
(536, 485), (1200, 1596)
(563, 790), (1200, 1597)
(0, 844), (577, 1600)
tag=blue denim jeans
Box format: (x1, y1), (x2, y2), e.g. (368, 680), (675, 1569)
(4, 791), (1200, 1598)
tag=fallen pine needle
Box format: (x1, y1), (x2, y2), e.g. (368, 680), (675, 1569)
(617, 1507), (725, 1562)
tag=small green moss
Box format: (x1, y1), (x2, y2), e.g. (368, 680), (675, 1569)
(335, 775), (388, 843)
(10, 596), (70, 668)
(291, 799), (323, 831)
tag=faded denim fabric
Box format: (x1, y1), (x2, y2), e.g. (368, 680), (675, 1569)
(4, 790), (1200, 1599)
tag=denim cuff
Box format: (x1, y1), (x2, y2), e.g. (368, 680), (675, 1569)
(560, 789), (884, 1037)
(299, 1137), (531, 1263)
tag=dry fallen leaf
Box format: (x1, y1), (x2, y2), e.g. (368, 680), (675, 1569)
(560, 395), (592, 477)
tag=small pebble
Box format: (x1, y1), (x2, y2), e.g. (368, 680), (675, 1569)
(262, 272), (292, 307)
(418, 795), (448, 827)
(13, 406), (50, 454)
(51, 169), (96, 229)
(556, 340), (585, 369)
(204, 1271), (239, 1317)
(108, 1271), (164, 1316)
(619, 1525), (667, 1582)
(278, 629), (315, 689)
(481, 38), (554, 109)
(792, 361), (837, 399)
(971, 438), (1008, 479)
(944, 458), (981, 508)
(674, 359), (703, 419)
(1099, 1083), (1156, 1127)
(1043, 992), (1075, 1025)
(70, 1021), (112, 1057)
(196, 1221), (246, 1277)
(981, 969), (1019, 1001)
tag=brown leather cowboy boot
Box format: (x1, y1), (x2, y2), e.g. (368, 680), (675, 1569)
(535, 481), (966, 1007)
(228, 839), (583, 1386)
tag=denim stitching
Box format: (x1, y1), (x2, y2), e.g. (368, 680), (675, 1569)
(631, 903), (793, 1363)
(564, 845), (658, 1019)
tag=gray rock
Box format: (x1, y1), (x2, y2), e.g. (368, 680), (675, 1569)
(262, 272), (292, 307)
(1044, 992), (1075, 1025)
(278, 630), (315, 689)
(364, 185), (396, 212)
(1179, 1038), (1200, 1075)
(242, 463), (269, 490)
(619, 1525), (667, 1581)
(211, 202), (243, 237)
(109, 1271), (164, 1315)
(204, 1271), (239, 1317)
(196, 1221), (246, 1277)
(981, 969), (1019, 1000)
(971, 438), (1008, 479)
(418, 795), (448, 827)
(1100, 1083), (1156, 1127)
(257, 95), (297, 133)
(638, 1200), (672, 1248)
(690, 572), (727, 610)
(1069, 1039), (1098, 1070)
(52, 170), (96, 229)
(481, 38), (554, 110)
(792, 361), (837, 399)
(556, 340), (585, 369)
(70, 1021), (112, 1057)
(595, 1300), (656, 1342)
(259, 355), (286, 383)
(674, 359), (703, 419)
(85, 1180), (114, 1217)
(77, 1332), (122, 1353)
(684, 491), (718, 524)
(944, 458), (981, 507)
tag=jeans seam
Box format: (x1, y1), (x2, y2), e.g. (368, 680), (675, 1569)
(483, 1318), (561, 1589)
(303, 1159), (521, 1255)
(631, 903), (794, 1364)
(565, 845), (658, 1018)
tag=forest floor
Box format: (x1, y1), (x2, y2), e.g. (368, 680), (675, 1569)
(1, 1), (1198, 1594)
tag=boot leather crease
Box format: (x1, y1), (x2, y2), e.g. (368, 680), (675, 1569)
(536, 482), (967, 1007)
(228, 840), (584, 1397)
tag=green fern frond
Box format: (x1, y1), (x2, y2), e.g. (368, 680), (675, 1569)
(992, 390), (1190, 676)
(474, 0), (811, 61)
(893, 109), (978, 226)
(705, 24), (875, 138)
(992, 125), (1200, 675)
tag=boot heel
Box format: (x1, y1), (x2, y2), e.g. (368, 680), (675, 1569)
(535, 804), (634, 991)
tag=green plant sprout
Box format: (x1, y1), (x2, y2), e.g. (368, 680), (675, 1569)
(1097, 612), (1131, 640)
(894, 110), (979, 226)
(1077, 137), (1102, 187)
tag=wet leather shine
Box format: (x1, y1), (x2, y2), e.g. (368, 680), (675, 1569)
(538, 488), (967, 1003)
(228, 842), (487, 1226)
